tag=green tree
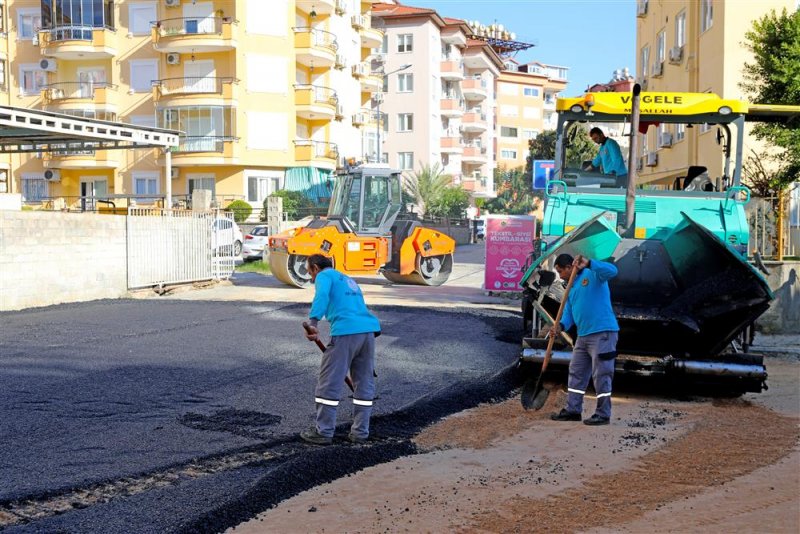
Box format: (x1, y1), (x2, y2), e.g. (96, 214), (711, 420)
(485, 167), (542, 215)
(404, 163), (451, 216)
(226, 199), (253, 223)
(266, 190), (314, 220)
(428, 186), (471, 218)
(741, 8), (800, 192)
(526, 126), (597, 174)
(526, 130), (557, 173)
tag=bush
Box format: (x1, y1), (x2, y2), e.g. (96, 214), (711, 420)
(266, 190), (315, 220)
(428, 185), (471, 218)
(226, 199), (253, 223)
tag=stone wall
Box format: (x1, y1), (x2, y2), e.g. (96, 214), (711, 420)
(0, 211), (128, 311)
(759, 260), (800, 334)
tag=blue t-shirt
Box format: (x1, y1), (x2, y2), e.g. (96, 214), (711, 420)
(592, 138), (628, 177)
(309, 268), (381, 336)
(560, 260), (619, 337)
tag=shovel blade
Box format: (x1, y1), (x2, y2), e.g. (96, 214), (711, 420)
(521, 376), (550, 411)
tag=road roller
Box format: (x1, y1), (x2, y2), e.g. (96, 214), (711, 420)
(518, 89), (798, 394)
(268, 164), (455, 288)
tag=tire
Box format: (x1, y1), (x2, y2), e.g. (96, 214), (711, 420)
(233, 240), (242, 256)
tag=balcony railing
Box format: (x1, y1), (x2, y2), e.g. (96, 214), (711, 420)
(173, 135), (238, 153)
(40, 24), (115, 42)
(294, 26), (338, 51)
(153, 77), (238, 96)
(295, 84), (338, 106)
(154, 17), (230, 36)
(42, 81), (117, 101)
(295, 139), (338, 160)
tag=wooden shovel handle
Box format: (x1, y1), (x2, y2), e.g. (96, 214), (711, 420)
(542, 265), (579, 374)
(303, 321), (327, 352)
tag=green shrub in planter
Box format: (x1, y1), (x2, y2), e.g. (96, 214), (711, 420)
(227, 199), (253, 223)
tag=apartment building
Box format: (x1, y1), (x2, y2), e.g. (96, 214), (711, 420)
(495, 59), (567, 171)
(635, 0), (796, 187)
(371, 3), (503, 198)
(3, 0), (382, 211)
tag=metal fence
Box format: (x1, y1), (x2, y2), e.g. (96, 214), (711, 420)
(747, 191), (800, 260)
(127, 208), (235, 289)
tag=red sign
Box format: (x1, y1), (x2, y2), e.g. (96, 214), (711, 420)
(485, 215), (537, 292)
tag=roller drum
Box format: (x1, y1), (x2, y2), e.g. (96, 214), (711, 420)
(269, 250), (312, 288)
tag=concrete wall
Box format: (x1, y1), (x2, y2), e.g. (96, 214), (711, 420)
(759, 260), (800, 334)
(0, 211), (128, 311)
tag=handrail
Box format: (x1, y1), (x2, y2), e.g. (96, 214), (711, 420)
(153, 77), (238, 95)
(294, 84), (338, 104)
(152, 17), (235, 36)
(173, 136), (238, 153)
(293, 26), (339, 50)
(40, 24), (115, 42)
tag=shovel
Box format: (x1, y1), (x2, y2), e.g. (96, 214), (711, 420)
(521, 264), (579, 410)
(303, 321), (355, 392)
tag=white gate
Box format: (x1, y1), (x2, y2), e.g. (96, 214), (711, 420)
(127, 208), (235, 288)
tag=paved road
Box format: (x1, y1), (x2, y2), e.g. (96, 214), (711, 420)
(0, 286), (521, 532)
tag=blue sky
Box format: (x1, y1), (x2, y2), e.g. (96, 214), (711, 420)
(420, 0), (637, 95)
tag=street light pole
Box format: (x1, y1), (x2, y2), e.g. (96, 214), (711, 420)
(375, 63), (411, 164)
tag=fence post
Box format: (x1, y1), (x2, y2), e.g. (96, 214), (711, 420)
(777, 190), (785, 262)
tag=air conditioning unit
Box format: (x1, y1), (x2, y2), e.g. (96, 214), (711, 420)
(335, 0), (347, 15)
(334, 53), (347, 70)
(165, 0), (180, 7)
(636, 0), (648, 17)
(668, 46), (683, 64)
(171, 167), (180, 180)
(335, 103), (344, 120)
(166, 53), (181, 65)
(651, 61), (663, 77)
(39, 59), (57, 72)
(44, 169), (61, 182)
(659, 132), (673, 148)
(646, 152), (658, 167)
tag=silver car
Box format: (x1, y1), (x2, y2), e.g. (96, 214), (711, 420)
(242, 225), (270, 261)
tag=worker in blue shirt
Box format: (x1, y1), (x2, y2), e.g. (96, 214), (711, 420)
(549, 253), (619, 425)
(301, 254), (381, 445)
(584, 127), (628, 183)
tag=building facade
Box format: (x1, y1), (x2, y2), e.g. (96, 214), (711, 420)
(3, 0), (382, 212)
(635, 0), (796, 187)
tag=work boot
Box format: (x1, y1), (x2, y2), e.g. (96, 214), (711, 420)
(300, 427), (332, 445)
(550, 409), (581, 422)
(347, 433), (368, 444)
(583, 414), (610, 426)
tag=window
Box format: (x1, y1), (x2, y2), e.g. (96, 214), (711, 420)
(19, 64), (46, 96)
(500, 149), (517, 159)
(676, 123), (686, 141)
(398, 152), (413, 170)
(17, 8), (41, 39)
(380, 35), (388, 54)
(0, 60), (7, 92)
(129, 114), (157, 128)
(701, 0), (713, 32)
(523, 129), (539, 140)
(188, 175), (216, 197)
(640, 45), (650, 79)
(675, 11), (686, 48)
(397, 34), (413, 53)
(40, 0), (115, 33)
(397, 113), (413, 132)
(133, 171), (159, 200)
(500, 104), (518, 117)
(500, 126), (518, 138)
(129, 59), (158, 93)
(22, 173), (48, 201)
(247, 175), (280, 203)
(523, 87), (540, 97)
(382, 75), (388, 92)
(656, 30), (666, 63)
(500, 82), (517, 95)
(129, 3), (157, 36)
(397, 73), (413, 92)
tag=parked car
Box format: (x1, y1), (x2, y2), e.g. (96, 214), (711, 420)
(212, 217), (244, 256)
(242, 225), (270, 261)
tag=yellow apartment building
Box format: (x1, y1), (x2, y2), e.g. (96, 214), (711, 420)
(2, 0), (383, 212)
(495, 59), (567, 171)
(635, 0), (796, 187)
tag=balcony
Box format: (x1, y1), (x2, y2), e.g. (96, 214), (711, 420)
(152, 17), (237, 54)
(440, 96), (464, 117)
(351, 15), (383, 49)
(352, 63), (382, 92)
(295, 85), (338, 120)
(294, 140), (338, 170)
(352, 111), (370, 127)
(295, 27), (338, 68)
(168, 136), (240, 166)
(39, 26), (117, 59)
(153, 77), (238, 106)
(462, 145), (488, 164)
(461, 77), (488, 101)
(440, 60), (464, 81)
(461, 111), (487, 132)
(297, 0), (335, 16)
(43, 148), (119, 169)
(440, 133), (463, 154)
(543, 97), (557, 110)
(41, 82), (118, 111)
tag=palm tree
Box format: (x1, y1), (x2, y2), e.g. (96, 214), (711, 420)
(403, 163), (451, 217)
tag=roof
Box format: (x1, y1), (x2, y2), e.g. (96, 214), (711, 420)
(371, 3), (446, 26)
(0, 106), (179, 154)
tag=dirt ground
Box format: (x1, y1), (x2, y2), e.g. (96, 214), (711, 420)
(231, 357), (800, 534)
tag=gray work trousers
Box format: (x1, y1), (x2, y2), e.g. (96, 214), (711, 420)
(314, 332), (376, 439)
(566, 331), (618, 419)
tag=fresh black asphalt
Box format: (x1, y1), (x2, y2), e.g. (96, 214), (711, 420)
(1, 299), (522, 533)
